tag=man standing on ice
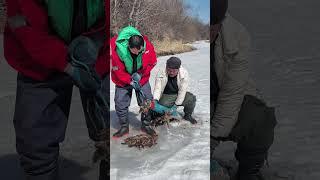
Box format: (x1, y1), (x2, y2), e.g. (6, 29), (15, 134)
(4, 0), (109, 179)
(153, 57), (197, 124)
(111, 26), (157, 137)
(211, 0), (277, 180)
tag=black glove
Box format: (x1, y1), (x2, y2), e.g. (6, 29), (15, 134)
(68, 35), (99, 65)
(65, 35), (102, 92)
(64, 61), (101, 92)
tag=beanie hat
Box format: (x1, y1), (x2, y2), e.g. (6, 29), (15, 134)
(166, 57), (181, 69)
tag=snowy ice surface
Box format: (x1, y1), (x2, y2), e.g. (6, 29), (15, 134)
(110, 41), (210, 180)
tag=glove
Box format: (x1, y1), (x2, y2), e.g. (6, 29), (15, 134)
(130, 73), (142, 90)
(68, 36), (99, 65)
(66, 35), (102, 92)
(150, 100), (167, 114)
(130, 80), (141, 90)
(168, 104), (178, 116)
(151, 100), (178, 116)
(8, 15), (27, 30)
(130, 81), (141, 91)
(131, 72), (141, 82)
(64, 61), (101, 92)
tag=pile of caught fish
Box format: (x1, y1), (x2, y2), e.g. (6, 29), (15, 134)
(121, 113), (179, 149)
(122, 134), (158, 149)
(120, 100), (180, 149)
(93, 128), (109, 163)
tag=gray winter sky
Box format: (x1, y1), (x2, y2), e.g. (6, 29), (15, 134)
(184, 0), (210, 24)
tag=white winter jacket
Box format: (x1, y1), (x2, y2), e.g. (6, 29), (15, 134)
(153, 66), (189, 105)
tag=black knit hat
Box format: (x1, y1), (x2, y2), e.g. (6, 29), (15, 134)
(166, 57), (181, 69)
(211, 0), (228, 25)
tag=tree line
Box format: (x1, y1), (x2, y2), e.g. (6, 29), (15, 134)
(111, 0), (209, 42)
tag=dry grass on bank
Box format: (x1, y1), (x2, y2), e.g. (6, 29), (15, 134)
(153, 38), (196, 57)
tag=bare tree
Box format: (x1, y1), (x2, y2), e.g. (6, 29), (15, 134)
(110, 0), (208, 42)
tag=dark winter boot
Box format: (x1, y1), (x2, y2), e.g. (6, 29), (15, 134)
(141, 110), (156, 136)
(184, 114), (197, 124)
(182, 92), (197, 124)
(141, 125), (156, 136)
(113, 126), (129, 138)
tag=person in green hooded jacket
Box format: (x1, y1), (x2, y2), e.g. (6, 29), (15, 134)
(5, 0), (109, 179)
(110, 26), (157, 137)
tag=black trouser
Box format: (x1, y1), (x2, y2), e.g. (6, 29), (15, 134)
(13, 73), (109, 180)
(213, 95), (276, 179)
(232, 95), (276, 179)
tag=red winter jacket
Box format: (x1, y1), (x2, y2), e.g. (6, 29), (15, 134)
(3, 0), (110, 81)
(110, 35), (157, 87)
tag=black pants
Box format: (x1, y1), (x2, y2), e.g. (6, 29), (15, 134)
(213, 95), (276, 179)
(13, 73), (109, 180)
(232, 95), (276, 178)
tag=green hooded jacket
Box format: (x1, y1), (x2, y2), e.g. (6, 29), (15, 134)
(116, 26), (146, 74)
(45, 0), (104, 42)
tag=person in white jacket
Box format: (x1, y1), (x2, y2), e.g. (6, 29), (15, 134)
(153, 57), (197, 124)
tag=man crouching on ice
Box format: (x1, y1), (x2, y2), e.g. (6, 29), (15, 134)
(153, 57), (197, 124)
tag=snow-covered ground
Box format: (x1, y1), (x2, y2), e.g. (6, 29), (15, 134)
(110, 41), (210, 180)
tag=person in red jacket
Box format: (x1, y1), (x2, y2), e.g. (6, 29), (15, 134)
(4, 0), (109, 179)
(111, 26), (157, 137)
